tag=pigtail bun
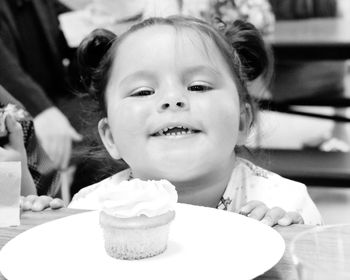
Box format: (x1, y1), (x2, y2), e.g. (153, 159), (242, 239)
(77, 29), (117, 92)
(223, 20), (272, 82)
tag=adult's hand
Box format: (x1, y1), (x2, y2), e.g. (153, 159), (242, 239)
(33, 107), (82, 170)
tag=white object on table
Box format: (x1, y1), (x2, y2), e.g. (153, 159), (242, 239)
(0, 162), (21, 227)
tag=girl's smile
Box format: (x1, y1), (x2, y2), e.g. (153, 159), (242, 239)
(150, 123), (201, 137)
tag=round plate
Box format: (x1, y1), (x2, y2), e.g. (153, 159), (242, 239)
(0, 203), (285, 280)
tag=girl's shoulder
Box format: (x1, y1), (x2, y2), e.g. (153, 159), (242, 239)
(68, 169), (131, 209)
(234, 157), (307, 191)
(235, 157), (271, 179)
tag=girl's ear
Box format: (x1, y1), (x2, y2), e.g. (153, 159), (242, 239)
(237, 103), (253, 146)
(98, 118), (121, 160)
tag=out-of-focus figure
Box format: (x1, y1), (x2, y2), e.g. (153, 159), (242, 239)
(269, 0), (349, 151)
(0, 0), (82, 170)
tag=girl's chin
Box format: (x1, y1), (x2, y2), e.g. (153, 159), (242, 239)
(142, 165), (207, 182)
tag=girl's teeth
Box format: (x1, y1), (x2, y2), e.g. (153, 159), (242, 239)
(165, 130), (192, 136)
(154, 126), (197, 136)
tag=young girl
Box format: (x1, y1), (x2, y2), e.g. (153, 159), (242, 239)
(67, 16), (322, 226)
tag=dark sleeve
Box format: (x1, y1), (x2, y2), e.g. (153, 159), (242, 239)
(53, 0), (71, 15)
(21, 119), (56, 195)
(0, 84), (24, 108)
(0, 38), (53, 117)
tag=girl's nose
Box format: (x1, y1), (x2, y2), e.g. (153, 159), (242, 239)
(158, 91), (189, 112)
(160, 101), (186, 110)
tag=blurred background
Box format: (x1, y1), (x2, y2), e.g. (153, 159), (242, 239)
(2, 0), (350, 224)
(59, 0), (350, 224)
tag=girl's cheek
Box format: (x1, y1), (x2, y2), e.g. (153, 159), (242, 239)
(111, 101), (150, 131)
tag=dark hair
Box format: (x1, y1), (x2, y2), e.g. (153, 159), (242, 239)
(76, 15), (272, 176)
(78, 16), (271, 117)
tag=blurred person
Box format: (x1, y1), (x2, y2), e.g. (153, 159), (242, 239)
(0, 109), (64, 214)
(268, 0), (348, 150)
(0, 109), (65, 210)
(1, 106), (35, 196)
(0, 84), (61, 196)
(0, 0), (82, 170)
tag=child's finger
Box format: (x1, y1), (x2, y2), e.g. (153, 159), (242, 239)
(5, 115), (24, 149)
(5, 114), (20, 133)
(21, 195), (36, 211)
(277, 215), (292, 226)
(239, 200), (265, 216)
(278, 212), (304, 226)
(32, 196), (52, 212)
(247, 204), (269, 220)
(49, 198), (65, 209)
(22, 201), (32, 211)
(261, 207), (286, 227)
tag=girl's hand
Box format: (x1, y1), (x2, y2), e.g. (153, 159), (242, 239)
(239, 200), (304, 227)
(20, 195), (65, 212)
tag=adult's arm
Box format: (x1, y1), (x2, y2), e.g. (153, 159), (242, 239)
(0, 38), (53, 117)
(0, 84), (24, 108)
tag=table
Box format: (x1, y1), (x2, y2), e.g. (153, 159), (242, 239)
(0, 208), (314, 280)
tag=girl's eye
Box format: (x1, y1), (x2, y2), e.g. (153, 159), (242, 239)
(130, 88), (155, 97)
(187, 84), (213, 92)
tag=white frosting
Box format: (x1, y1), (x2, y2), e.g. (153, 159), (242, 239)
(100, 178), (178, 218)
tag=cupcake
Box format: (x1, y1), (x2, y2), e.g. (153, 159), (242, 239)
(99, 178), (177, 260)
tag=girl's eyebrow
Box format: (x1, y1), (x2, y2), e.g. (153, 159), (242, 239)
(182, 65), (222, 78)
(119, 71), (155, 87)
(119, 66), (222, 87)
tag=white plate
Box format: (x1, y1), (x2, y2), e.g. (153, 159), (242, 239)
(0, 203), (285, 280)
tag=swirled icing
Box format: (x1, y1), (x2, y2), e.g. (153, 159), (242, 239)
(100, 178), (178, 218)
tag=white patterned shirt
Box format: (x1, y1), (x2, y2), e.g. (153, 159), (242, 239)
(69, 157), (323, 225)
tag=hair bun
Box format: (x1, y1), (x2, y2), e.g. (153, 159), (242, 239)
(77, 28), (117, 91)
(224, 20), (271, 81)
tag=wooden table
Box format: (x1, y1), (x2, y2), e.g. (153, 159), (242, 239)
(0, 208), (314, 280)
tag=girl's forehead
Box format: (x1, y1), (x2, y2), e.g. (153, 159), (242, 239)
(114, 24), (229, 71)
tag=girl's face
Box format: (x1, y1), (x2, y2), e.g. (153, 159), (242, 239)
(100, 25), (248, 182)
